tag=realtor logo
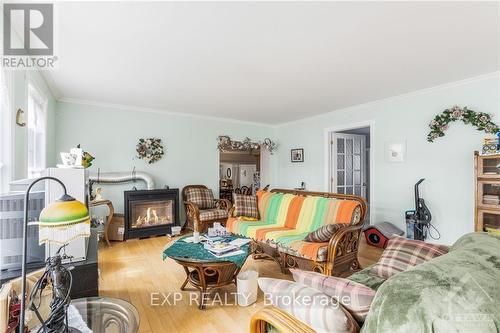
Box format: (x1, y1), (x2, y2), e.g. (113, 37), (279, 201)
(2, 3), (57, 69)
(3, 3), (53, 56)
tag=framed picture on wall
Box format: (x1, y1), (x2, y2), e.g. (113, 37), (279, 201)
(291, 148), (304, 163)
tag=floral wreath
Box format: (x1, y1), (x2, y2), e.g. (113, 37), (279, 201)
(427, 106), (499, 142)
(136, 138), (164, 164)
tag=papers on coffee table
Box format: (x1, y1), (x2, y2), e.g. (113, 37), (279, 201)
(203, 237), (250, 258)
(229, 238), (251, 247)
(183, 235), (208, 243)
(211, 249), (245, 258)
(203, 242), (238, 255)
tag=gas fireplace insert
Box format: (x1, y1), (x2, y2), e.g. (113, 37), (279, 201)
(124, 189), (179, 239)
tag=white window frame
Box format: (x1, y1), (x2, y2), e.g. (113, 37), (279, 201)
(0, 69), (13, 193)
(27, 80), (48, 179)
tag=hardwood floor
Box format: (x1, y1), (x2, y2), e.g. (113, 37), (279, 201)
(98, 236), (383, 333)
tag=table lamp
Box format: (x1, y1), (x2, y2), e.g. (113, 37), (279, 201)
(19, 176), (90, 333)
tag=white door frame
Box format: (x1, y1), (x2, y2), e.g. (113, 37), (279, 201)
(324, 120), (375, 225)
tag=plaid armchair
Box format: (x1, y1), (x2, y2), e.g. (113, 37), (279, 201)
(182, 185), (231, 232)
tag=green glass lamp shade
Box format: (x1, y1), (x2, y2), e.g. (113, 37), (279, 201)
(39, 194), (90, 226)
(29, 194), (91, 245)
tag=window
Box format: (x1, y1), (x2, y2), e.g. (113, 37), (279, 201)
(0, 69), (11, 193)
(27, 83), (47, 179)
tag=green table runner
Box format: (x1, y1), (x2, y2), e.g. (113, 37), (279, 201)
(162, 235), (250, 268)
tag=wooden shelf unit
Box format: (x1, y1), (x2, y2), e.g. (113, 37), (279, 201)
(474, 151), (500, 232)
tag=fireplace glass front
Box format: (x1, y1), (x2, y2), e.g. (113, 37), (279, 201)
(124, 189), (179, 239)
(130, 200), (173, 229)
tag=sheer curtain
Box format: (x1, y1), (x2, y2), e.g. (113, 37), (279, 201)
(0, 69), (11, 193)
(27, 83), (48, 179)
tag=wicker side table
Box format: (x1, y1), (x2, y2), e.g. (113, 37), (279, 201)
(171, 257), (242, 310)
(91, 200), (114, 246)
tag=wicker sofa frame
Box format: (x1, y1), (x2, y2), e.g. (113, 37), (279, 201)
(232, 189), (366, 277)
(183, 185), (231, 232)
(250, 306), (315, 333)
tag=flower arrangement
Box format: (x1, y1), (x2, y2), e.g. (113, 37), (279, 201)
(427, 106), (499, 142)
(136, 138), (164, 164)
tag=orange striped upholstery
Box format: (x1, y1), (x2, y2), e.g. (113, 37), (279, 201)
(227, 191), (362, 261)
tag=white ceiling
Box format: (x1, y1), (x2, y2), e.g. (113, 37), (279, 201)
(44, 1), (499, 124)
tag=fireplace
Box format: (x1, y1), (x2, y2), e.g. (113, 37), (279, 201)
(124, 189), (179, 239)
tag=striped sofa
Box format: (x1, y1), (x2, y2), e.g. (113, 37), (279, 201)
(227, 189), (366, 276)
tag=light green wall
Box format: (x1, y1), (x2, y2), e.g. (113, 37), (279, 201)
(55, 101), (277, 216)
(275, 74), (500, 245)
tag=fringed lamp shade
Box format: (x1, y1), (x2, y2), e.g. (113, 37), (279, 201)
(29, 194), (90, 245)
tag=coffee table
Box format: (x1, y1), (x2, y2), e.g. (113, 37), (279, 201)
(163, 235), (251, 309)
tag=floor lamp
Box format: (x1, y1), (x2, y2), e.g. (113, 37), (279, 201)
(19, 176), (90, 333)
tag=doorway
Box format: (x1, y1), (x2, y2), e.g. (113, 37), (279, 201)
(328, 125), (372, 223)
(219, 149), (260, 202)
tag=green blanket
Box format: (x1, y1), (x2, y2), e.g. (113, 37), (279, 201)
(361, 233), (500, 333)
(348, 264), (386, 291)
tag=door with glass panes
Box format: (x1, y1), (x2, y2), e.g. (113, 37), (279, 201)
(331, 133), (367, 198)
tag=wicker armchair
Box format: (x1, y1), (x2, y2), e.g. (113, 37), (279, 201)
(182, 185), (231, 232)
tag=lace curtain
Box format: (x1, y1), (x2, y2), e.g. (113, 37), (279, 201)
(27, 82), (48, 179)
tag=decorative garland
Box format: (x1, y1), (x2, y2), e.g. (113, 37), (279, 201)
(427, 106), (499, 142)
(136, 138), (164, 164)
(217, 135), (278, 154)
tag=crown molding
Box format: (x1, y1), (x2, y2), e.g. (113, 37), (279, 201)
(56, 97), (278, 128)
